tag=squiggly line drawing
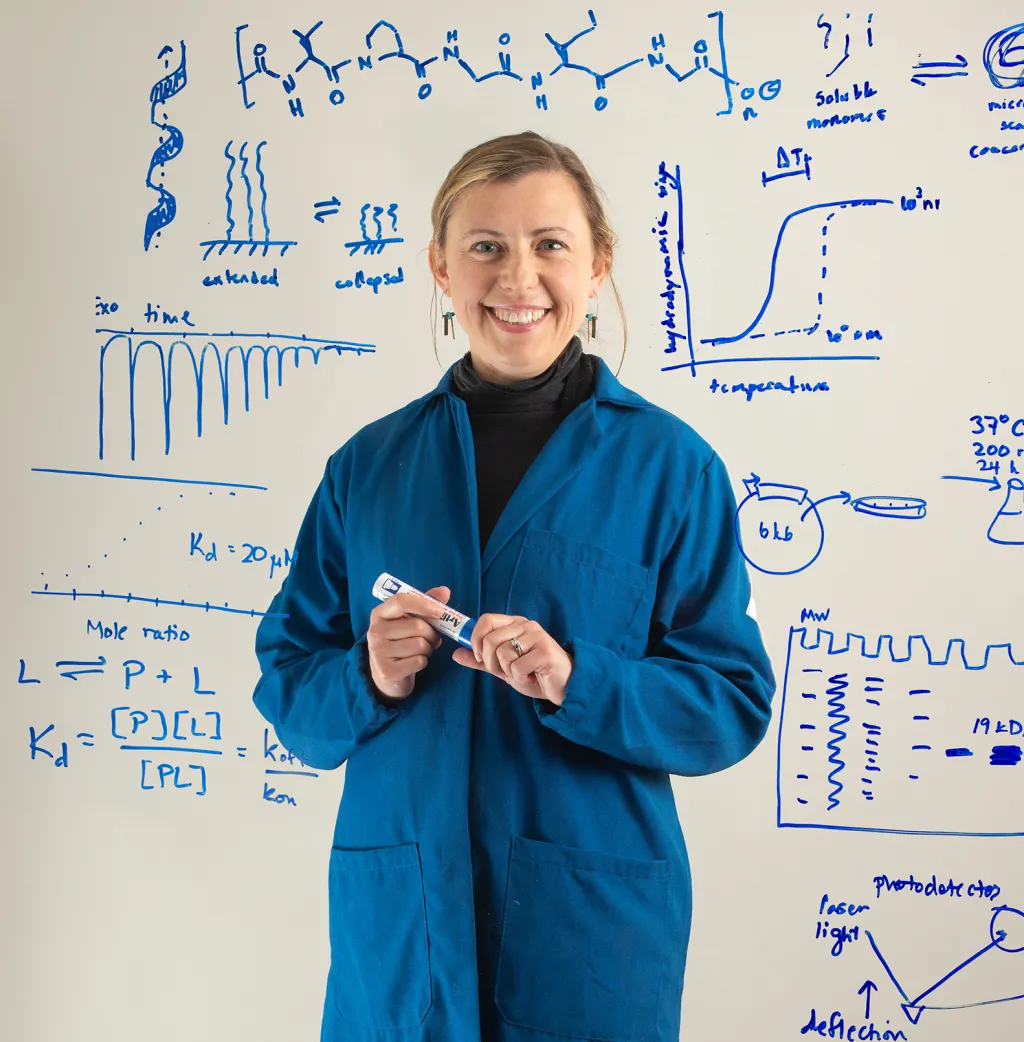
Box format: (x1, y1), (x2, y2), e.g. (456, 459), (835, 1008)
(144, 42), (187, 250)
(825, 672), (850, 810)
(255, 141), (271, 241)
(239, 142), (254, 240)
(202, 140), (294, 259)
(223, 142), (236, 238)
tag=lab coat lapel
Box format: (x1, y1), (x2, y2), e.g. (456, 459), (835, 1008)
(480, 396), (604, 576)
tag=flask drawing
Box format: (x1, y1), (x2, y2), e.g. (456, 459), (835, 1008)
(987, 478), (1024, 545)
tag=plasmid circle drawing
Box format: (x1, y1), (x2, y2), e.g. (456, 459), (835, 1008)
(734, 474), (827, 576)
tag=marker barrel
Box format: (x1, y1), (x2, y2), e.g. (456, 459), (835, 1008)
(371, 573), (477, 649)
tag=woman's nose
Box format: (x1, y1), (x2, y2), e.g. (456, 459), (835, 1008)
(498, 247), (539, 291)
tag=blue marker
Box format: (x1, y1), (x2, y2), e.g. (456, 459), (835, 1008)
(372, 573), (477, 649)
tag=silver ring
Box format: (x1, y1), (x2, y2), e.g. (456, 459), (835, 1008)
(508, 636), (525, 657)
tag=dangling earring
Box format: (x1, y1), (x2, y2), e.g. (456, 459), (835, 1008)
(441, 291), (456, 339)
(585, 296), (598, 341)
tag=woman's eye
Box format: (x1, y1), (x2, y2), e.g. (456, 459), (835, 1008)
(471, 241), (499, 254)
(540, 239), (566, 251)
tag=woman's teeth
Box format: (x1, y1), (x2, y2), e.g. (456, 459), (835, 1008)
(489, 307), (547, 324)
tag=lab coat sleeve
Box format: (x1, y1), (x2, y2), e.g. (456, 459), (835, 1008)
(252, 457), (404, 770)
(534, 451), (776, 776)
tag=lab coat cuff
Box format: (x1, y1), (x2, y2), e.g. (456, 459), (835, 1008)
(352, 638), (406, 728)
(532, 636), (590, 730)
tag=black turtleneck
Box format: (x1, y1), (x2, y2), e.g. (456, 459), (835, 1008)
(450, 335), (596, 551)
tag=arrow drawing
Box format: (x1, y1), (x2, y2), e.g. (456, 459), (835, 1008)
(911, 54), (968, 86)
(314, 196), (341, 223)
(55, 657), (107, 680)
(858, 979), (877, 1019)
(941, 474), (1001, 491)
(865, 906), (1024, 1026)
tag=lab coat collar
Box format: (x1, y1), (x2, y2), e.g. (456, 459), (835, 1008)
(419, 352), (648, 574)
(425, 352), (650, 411)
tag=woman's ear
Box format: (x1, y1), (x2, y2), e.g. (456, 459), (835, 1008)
(428, 241), (450, 292)
(591, 251), (610, 294)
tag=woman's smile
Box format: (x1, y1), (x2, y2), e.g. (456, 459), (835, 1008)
(485, 305), (551, 333)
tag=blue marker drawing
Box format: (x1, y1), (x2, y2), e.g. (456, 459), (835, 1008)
(700, 200), (891, 347)
(866, 906), (1024, 1025)
(943, 475), (1024, 545)
(233, 13), (778, 118)
(544, 8), (643, 111)
(988, 478), (1024, 545)
(762, 146), (813, 187)
(817, 11), (873, 79)
(143, 42), (187, 250)
(657, 11), (781, 120)
(344, 202), (404, 256)
(31, 468), (266, 490)
(235, 24), (282, 109)
(446, 29), (522, 83)
(910, 54), (968, 86)
(734, 475), (925, 576)
(365, 19), (438, 97)
(31, 586), (287, 619)
(314, 195), (341, 223)
(96, 329), (375, 460)
(293, 20), (352, 83)
(655, 162), (893, 374)
(982, 22), (1024, 89)
(778, 628), (1024, 836)
(200, 141), (297, 260)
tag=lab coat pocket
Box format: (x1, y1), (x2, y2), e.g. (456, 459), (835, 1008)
(494, 835), (669, 1042)
(509, 527), (651, 651)
(329, 841), (432, 1029)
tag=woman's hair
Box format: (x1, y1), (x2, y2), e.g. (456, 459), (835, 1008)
(428, 130), (627, 376)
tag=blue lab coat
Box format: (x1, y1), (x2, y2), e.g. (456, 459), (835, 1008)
(253, 355), (776, 1042)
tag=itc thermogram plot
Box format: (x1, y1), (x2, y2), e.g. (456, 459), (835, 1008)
(655, 162), (896, 375)
(200, 141), (297, 260)
(96, 328), (375, 460)
(777, 627), (1024, 836)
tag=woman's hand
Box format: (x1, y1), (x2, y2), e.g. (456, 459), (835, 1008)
(367, 587), (450, 702)
(452, 613), (573, 708)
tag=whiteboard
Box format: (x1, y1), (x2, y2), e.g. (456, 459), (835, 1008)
(4, 1), (1024, 1038)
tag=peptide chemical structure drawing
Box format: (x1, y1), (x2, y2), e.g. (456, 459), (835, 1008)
(734, 475), (926, 576)
(96, 329), (375, 460)
(200, 141), (297, 261)
(777, 627), (1024, 836)
(655, 162), (896, 375)
(866, 905), (1024, 1025)
(232, 9), (781, 119)
(143, 42), (187, 251)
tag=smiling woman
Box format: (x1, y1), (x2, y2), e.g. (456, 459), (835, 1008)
(427, 130), (627, 383)
(252, 129), (776, 1042)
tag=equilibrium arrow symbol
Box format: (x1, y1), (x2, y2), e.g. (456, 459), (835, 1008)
(55, 656), (107, 680)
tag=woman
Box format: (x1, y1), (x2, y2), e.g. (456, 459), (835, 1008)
(253, 130), (776, 1042)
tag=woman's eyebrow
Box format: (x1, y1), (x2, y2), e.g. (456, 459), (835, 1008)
(460, 226), (576, 238)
